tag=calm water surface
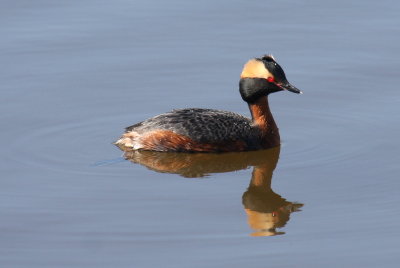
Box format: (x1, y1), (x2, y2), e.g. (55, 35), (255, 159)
(1, 0), (399, 267)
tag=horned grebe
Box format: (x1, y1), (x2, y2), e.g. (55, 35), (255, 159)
(115, 54), (302, 152)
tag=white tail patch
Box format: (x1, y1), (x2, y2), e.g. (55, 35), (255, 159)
(114, 131), (143, 149)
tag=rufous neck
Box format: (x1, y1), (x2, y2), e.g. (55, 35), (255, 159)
(248, 96), (280, 147)
(248, 96), (277, 129)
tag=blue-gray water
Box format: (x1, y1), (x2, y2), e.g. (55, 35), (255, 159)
(1, 0), (399, 267)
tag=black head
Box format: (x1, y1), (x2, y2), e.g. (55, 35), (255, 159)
(239, 55), (301, 103)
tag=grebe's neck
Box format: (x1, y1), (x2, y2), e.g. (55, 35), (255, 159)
(249, 146), (280, 188)
(250, 165), (273, 189)
(248, 96), (280, 148)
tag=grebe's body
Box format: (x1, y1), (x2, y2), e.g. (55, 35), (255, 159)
(117, 105), (275, 152)
(115, 55), (301, 152)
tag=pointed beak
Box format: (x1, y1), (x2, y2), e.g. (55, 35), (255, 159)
(278, 82), (302, 94)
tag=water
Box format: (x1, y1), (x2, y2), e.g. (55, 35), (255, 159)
(1, 0), (399, 267)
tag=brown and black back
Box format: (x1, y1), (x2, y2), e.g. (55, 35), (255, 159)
(125, 108), (263, 152)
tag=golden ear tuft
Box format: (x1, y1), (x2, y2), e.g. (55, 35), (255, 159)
(240, 59), (273, 79)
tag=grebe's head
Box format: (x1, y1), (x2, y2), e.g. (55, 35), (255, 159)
(239, 54), (302, 103)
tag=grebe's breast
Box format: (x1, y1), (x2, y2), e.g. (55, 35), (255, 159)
(125, 108), (262, 149)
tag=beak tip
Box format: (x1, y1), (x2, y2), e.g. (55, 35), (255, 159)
(281, 82), (302, 94)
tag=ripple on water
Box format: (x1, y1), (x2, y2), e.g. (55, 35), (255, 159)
(8, 115), (133, 176)
(8, 106), (377, 175)
(278, 107), (376, 169)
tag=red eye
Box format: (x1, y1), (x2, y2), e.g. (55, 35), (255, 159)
(267, 77), (275, 82)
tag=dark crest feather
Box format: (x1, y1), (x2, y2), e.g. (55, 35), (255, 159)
(260, 54), (276, 62)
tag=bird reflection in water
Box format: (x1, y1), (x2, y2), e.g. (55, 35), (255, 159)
(120, 146), (303, 236)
